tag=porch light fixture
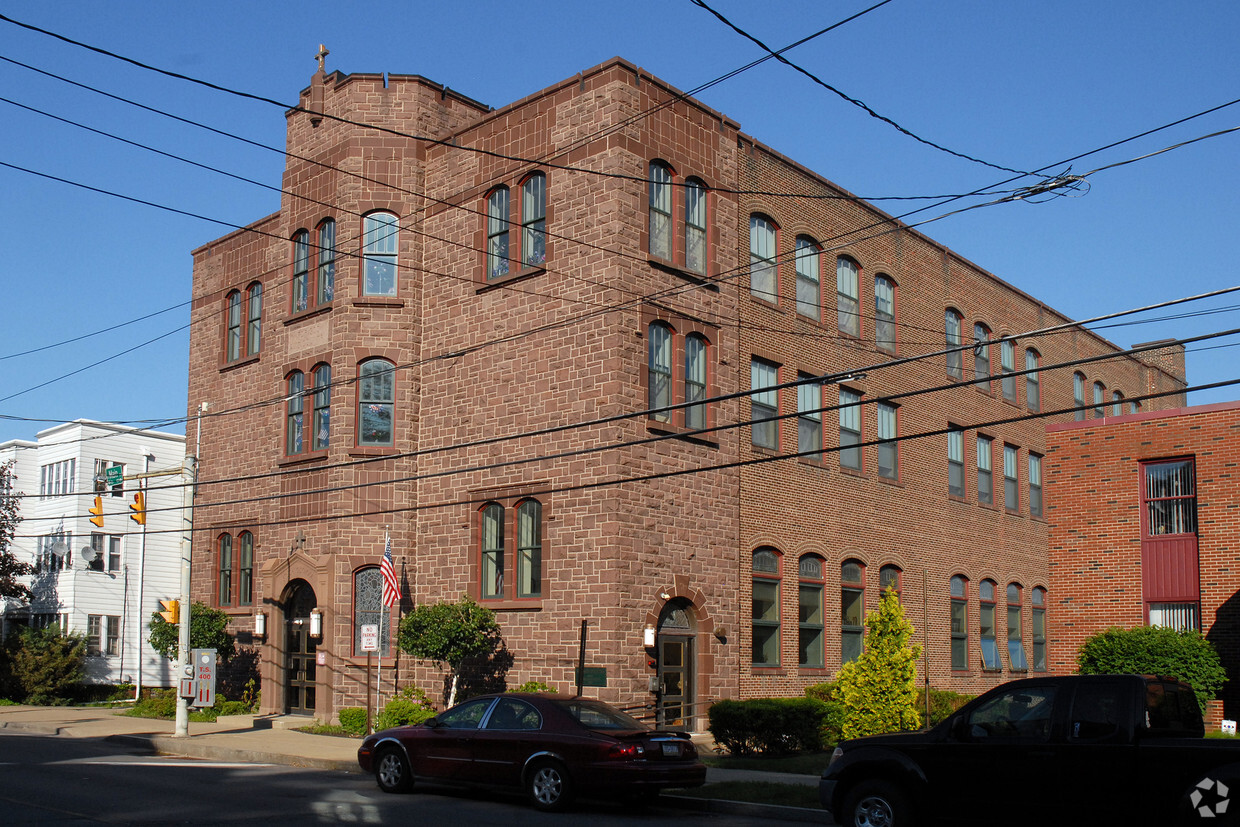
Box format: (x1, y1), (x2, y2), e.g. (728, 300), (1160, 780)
(254, 612), (267, 637)
(309, 609), (323, 637)
(643, 626), (656, 647)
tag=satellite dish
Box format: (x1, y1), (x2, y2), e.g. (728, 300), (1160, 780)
(49, 541), (68, 559)
(79, 546), (100, 569)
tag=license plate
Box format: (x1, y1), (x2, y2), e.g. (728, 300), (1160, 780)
(661, 743), (680, 757)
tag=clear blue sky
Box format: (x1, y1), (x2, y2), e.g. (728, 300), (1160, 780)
(2, 0), (1238, 445)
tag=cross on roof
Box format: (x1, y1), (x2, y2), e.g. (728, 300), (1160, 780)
(315, 44), (329, 73)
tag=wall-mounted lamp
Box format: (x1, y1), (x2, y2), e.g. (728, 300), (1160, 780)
(643, 626), (656, 647)
(659, 592), (671, 600)
(254, 612), (267, 637)
(309, 609), (323, 637)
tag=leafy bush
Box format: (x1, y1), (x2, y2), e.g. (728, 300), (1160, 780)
(836, 587), (923, 739)
(2, 626), (87, 704)
(148, 602), (236, 664)
(708, 697), (828, 756)
(510, 680), (553, 693)
(804, 683), (846, 748)
(129, 689), (177, 719)
(338, 707), (368, 736)
(1077, 625), (1226, 715)
(916, 687), (975, 727)
(376, 684), (436, 730)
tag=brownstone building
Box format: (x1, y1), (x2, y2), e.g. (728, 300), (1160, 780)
(186, 57), (1187, 724)
(1046, 401), (1240, 718)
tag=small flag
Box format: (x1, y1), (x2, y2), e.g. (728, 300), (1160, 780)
(381, 534), (400, 607)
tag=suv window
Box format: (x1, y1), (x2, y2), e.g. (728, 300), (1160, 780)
(1070, 682), (1121, 740)
(966, 685), (1057, 741)
(1146, 680), (1203, 735)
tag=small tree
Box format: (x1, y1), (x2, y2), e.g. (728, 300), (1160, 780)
(835, 587), (922, 739)
(148, 601), (237, 663)
(3, 625), (87, 704)
(398, 596), (500, 707)
(0, 461), (33, 601)
(1077, 625), (1226, 715)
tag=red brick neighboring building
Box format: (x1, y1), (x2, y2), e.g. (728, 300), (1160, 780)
(1046, 401), (1240, 718)
(186, 57), (1186, 724)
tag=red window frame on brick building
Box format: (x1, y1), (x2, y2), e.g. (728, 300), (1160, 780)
(645, 314), (715, 436)
(474, 494), (546, 606)
(1141, 458), (1199, 631)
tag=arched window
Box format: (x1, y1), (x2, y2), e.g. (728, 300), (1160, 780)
(317, 219), (336, 304)
(648, 322), (673, 422)
(516, 499), (542, 598)
(1073, 372), (1087, 421)
(979, 579), (999, 670)
(487, 187), (511, 280)
(362, 212), (398, 296)
(945, 309), (963, 379)
(292, 230), (310, 312)
(247, 282), (263, 356)
(749, 215), (778, 303)
(1000, 339), (1016, 402)
(798, 555), (825, 668)
(357, 359), (395, 447)
(480, 503), (504, 599)
(795, 236), (821, 320)
(1025, 349), (1040, 412)
(225, 290), (242, 362)
(649, 163), (673, 261)
(973, 323), (991, 390)
(752, 548), (781, 667)
(1093, 381), (1106, 419)
(1007, 583), (1028, 671)
(684, 333), (708, 430)
(311, 363), (331, 451)
(521, 172), (546, 268)
(841, 560), (865, 663)
(839, 387), (863, 471)
(237, 531), (254, 606)
(353, 566), (391, 656)
(880, 564), (901, 598)
(1031, 587), (1047, 671)
(218, 533), (233, 605)
(1111, 390), (1124, 416)
(837, 257), (860, 336)
(286, 371), (305, 456)
(684, 177), (707, 275)
(950, 575), (968, 671)
(875, 275), (896, 352)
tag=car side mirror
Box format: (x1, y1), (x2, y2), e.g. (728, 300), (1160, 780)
(950, 716), (969, 741)
(425, 717), (441, 728)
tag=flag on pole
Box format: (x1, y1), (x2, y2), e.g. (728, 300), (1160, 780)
(380, 534), (401, 607)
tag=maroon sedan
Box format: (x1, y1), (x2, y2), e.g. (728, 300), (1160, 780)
(356, 693), (706, 811)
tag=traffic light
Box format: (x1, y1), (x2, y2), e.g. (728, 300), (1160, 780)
(130, 491), (146, 525)
(159, 599), (179, 624)
(89, 495), (104, 528)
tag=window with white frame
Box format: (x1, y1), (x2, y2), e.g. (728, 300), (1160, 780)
(685, 178), (707, 275)
(357, 359), (395, 447)
(795, 237), (820, 320)
(749, 215), (778, 303)
(945, 309), (964, 379)
(974, 323), (991, 391)
(521, 172), (546, 269)
(648, 162), (672, 261)
(1028, 453), (1043, 518)
(1025, 349), (1040, 412)
(487, 187), (511, 280)
(1001, 339), (1016, 402)
(750, 358), (780, 449)
(40, 459), (75, 498)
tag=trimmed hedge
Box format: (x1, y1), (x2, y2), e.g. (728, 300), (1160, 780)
(1077, 625), (1226, 715)
(707, 697), (828, 756)
(339, 707), (368, 736)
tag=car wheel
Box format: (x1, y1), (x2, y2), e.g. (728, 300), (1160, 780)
(841, 779), (912, 827)
(526, 760), (574, 812)
(374, 747), (413, 794)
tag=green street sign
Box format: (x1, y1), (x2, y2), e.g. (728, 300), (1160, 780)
(105, 466), (123, 486)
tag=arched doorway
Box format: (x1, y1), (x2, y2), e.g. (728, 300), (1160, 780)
(283, 580), (317, 715)
(656, 599), (697, 730)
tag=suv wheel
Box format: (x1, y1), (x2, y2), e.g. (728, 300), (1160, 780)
(841, 779), (912, 827)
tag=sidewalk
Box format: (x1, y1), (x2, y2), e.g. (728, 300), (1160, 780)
(0, 704), (826, 823)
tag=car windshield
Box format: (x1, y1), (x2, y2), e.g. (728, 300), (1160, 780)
(557, 699), (648, 731)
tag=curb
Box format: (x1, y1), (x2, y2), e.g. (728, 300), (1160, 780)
(662, 794), (830, 823)
(106, 732), (359, 773)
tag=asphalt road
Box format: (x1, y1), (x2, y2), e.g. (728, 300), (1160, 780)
(0, 730), (806, 825)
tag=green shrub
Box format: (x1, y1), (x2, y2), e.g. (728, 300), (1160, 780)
(510, 680), (553, 693)
(338, 707), (368, 736)
(708, 697), (828, 756)
(1077, 625), (1226, 715)
(3, 626), (87, 705)
(376, 684), (437, 730)
(915, 687), (974, 727)
(804, 683), (845, 748)
(836, 587), (923, 739)
(129, 689), (177, 719)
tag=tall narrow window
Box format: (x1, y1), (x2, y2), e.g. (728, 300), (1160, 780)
(317, 219), (336, 304)
(218, 533), (233, 606)
(749, 215), (777, 303)
(353, 567), (391, 656)
(880, 565), (901, 598)
(875, 275), (895, 352)
(363, 212), (398, 296)
(684, 178), (707, 275)
(516, 499), (542, 598)
(481, 503), (504, 599)
(311, 363), (331, 451)
(799, 555), (825, 668)
(1129, 400), (1141, 415)
(1111, 390), (1124, 416)
(1144, 459), (1196, 537)
(948, 426), (965, 498)
(285, 371), (304, 456)
(839, 388), (862, 471)
(521, 172), (546, 268)
(226, 291), (242, 362)
(798, 375), (823, 459)
(974, 323), (991, 390)
(247, 283), (262, 356)
(238, 531), (254, 606)
(837, 257), (860, 336)
(357, 359), (395, 447)
(795, 237), (820, 320)
(750, 358), (779, 449)
(648, 323), (673, 422)
(649, 163), (672, 261)
(1007, 583), (1028, 671)
(684, 334), (707, 430)
(979, 580), (999, 670)
(1025, 349), (1040, 412)
(487, 187), (511, 280)
(1001, 339), (1016, 402)
(1073, 373), (1087, 421)
(950, 575), (968, 671)
(945, 309), (963, 379)
(977, 435), (993, 505)
(752, 548), (781, 667)
(1003, 444), (1019, 511)
(1028, 453), (1043, 518)
(1093, 381), (1106, 418)
(877, 403), (898, 480)
(292, 230), (310, 312)
(841, 561), (865, 663)
(1031, 587), (1046, 671)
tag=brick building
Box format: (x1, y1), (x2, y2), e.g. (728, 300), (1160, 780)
(186, 57), (1186, 723)
(1046, 401), (1240, 718)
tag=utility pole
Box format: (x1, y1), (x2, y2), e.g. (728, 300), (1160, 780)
(174, 403), (206, 737)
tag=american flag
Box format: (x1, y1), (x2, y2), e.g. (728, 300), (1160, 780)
(380, 535), (400, 607)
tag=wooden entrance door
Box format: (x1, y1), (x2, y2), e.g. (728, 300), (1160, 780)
(284, 582), (317, 715)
